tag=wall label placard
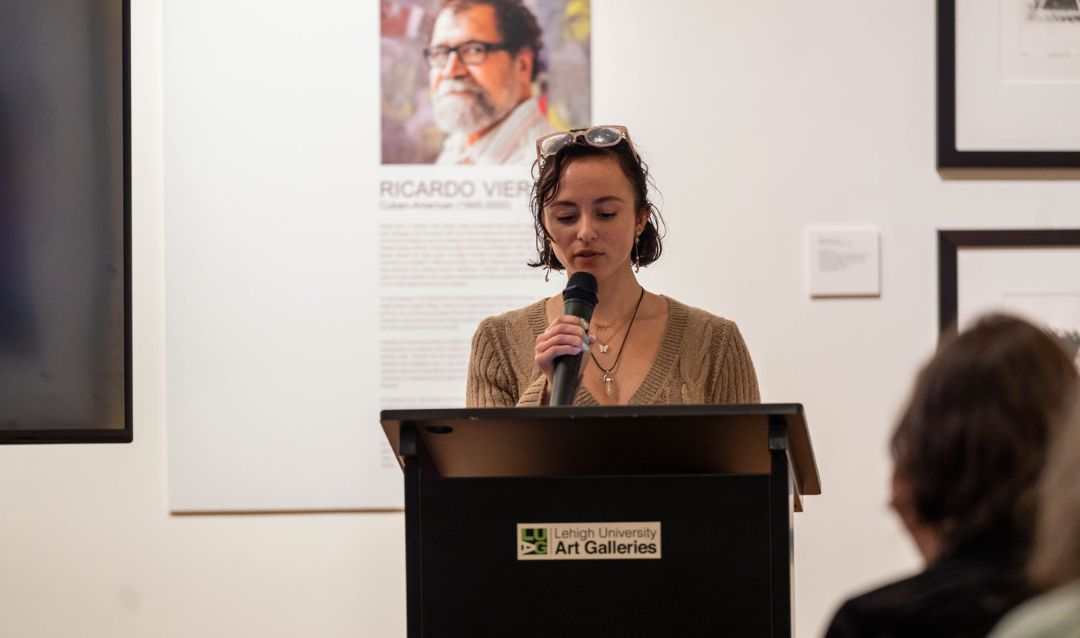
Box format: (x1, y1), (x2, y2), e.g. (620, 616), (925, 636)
(806, 226), (881, 298)
(517, 522), (662, 561)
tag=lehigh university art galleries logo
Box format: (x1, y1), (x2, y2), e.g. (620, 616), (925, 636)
(519, 527), (548, 555)
(517, 522), (662, 561)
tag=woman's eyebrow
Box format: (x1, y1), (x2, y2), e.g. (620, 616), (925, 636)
(592, 196), (626, 206)
(550, 195), (626, 209)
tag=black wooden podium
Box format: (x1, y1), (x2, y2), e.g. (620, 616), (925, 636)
(380, 404), (820, 638)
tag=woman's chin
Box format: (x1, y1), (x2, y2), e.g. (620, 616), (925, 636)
(565, 265), (601, 280)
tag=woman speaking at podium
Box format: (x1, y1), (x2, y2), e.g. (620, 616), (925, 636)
(466, 125), (759, 407)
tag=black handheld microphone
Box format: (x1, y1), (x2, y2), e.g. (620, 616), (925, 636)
(549, 272), (598, 406)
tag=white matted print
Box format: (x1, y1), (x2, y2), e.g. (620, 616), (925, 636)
(1003, 292), (1080, 363)
(1001, 0), (1080, 82)
(952, 0), (1080, 152)
(955, 246), (1080, 362)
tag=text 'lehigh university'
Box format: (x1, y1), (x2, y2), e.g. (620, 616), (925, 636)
(517, 522), (662, 561)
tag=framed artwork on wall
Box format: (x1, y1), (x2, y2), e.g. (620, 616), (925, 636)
(938, 229), (1080, 363)
(937, 0), (1080, 168)
(0, 0), (131, 444)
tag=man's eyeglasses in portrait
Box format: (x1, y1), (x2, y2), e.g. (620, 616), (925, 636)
(424, 40), (509, 67)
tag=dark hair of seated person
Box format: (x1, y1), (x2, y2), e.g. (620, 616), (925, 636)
(891, 314), (1079, 562)
(825, 314), (1079, 638)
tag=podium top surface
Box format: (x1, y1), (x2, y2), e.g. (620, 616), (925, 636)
(380, 403), (821, 498)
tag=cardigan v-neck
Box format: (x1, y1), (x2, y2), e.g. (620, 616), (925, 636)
(467, 296), (759, 407)
(524, 296), (686, 406)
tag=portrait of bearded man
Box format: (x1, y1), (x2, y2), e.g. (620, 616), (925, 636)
(424, 0), (554, 164)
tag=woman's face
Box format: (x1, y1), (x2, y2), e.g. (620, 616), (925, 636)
(543, 155), (647, 282)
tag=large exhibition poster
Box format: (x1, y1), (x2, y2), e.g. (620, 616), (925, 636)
(165, 1), (592, 512)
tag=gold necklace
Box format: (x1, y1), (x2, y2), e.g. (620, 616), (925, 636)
(592, 308), (637, 353)
(589, 287), (645, 397)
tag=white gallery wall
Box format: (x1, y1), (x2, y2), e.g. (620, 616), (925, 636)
(2, 1), (1080, 637)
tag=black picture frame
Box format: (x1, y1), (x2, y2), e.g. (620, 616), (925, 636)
(0, 0), (132, 444)
(936, 0), (1080, 169)
(938, 229), (1080, 335)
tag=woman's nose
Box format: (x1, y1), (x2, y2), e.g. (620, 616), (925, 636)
(577, 218), (598, 241)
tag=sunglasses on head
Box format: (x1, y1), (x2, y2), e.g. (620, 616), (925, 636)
(536, 125), (638, 161)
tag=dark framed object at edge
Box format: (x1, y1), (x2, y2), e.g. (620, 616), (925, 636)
(0, 0), (132, 444)
(938, 229), (1080, 336)
(936, 0), (1080, 169)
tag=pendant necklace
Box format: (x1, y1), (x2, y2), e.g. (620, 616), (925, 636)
(589, 286), (645, 397)
(593, 321), (613, 353)
(593, 322), (613, 353)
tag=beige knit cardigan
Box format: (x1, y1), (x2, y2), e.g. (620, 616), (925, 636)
(466, 297), (760, 407)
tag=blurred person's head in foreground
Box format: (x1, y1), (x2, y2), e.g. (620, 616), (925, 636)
(891, 314), (1078, 566)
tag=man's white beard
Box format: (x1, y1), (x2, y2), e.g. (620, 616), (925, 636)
(432, 78), (517, 136)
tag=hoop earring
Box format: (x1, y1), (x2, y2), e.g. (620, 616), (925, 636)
(633, 234), (641, 273)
